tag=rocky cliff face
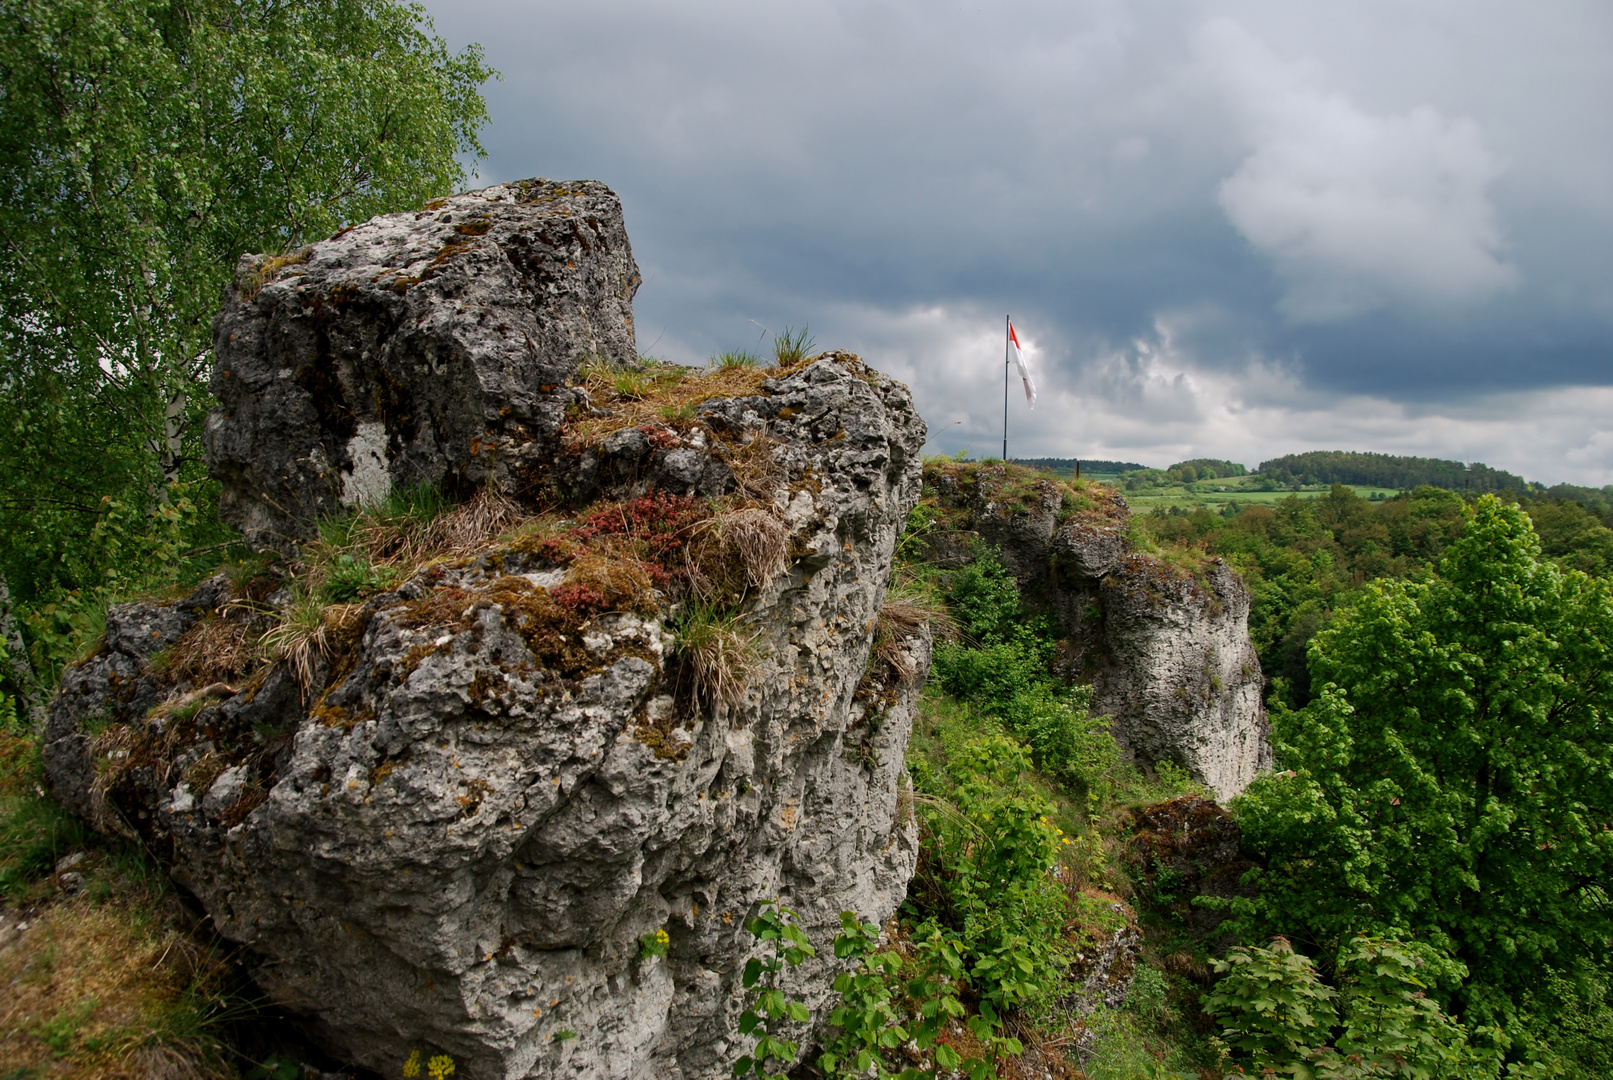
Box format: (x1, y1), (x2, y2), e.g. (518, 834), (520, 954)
(921, 462), (1270, 799)
(44, 180), (927, 1079)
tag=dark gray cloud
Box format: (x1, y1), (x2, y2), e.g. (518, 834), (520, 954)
(423, 0), (1613, 482)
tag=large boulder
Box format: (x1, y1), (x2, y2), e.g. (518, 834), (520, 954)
(46, 181), (929, 1079)
(206, 178), (641, 549)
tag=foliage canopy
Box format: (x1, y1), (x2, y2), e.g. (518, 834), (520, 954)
(0, 0), (494, 605)
(1227, 497), (1613, 1029)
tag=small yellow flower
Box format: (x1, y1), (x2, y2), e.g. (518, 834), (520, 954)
(403, 1050), (422, 1078)
(427, 1054), (456, 1080)
(656, 928), (670, 945)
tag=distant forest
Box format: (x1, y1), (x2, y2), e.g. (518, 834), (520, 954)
(1010, 449), (1613, 511)
(1258, 450), (1532, 492)
(1011, 457), (1147, 474)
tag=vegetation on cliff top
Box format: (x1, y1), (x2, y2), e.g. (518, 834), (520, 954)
(827, 463), (1611, 1078)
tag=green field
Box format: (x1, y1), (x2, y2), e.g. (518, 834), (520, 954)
(1072, 472), (1398, 512)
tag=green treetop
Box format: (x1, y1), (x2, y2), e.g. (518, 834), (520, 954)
(1227, 496), (1613, 1029)
(0, 0), (494, 603)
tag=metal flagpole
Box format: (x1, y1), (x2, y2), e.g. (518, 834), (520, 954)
(1003, 315), (1009, 461)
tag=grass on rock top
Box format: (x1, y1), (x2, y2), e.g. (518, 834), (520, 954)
(567, 353), (795, 448)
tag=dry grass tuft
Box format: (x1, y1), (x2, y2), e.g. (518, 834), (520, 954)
(716, 507), (790, 587)
(683, 504), (789, 604)
(154, 615), (257, 686)
(676, 609), (760, 713)
(238, 246), (313, 301)
(567, 358), (815, 449)
(0, 899), (231, 1078)
(723, 432), (784, 499)
(419, 487), (525, 558)
(340, 487), (525, 569)
(259, 596), (364, 698)
(871, 597), (945, 685)
(124, 1042), (219, 1080)
(87, 723), (143, 838)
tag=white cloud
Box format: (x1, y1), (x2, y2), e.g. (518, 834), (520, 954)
(1200, 19), (1516, 322)
(828, 303), (1613, 486)
(424, 0), (1613, 473)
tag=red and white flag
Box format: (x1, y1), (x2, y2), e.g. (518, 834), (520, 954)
(1008, 319), (1036, 408)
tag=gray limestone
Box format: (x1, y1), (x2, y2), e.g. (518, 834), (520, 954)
(206, 179), (641, 549)
(46, 352), (928, 1080)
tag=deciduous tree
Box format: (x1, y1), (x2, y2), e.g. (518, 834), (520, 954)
(1227, 496), (1613, 1031)
(0, 0), (493, 607)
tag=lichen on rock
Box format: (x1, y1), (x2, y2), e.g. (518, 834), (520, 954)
(45, 180), (929, 1080)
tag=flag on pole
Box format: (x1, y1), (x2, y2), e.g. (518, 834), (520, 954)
(1008, 319), (1036, 408)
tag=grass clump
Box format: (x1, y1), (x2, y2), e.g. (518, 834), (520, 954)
(1, 734), (93, 902)
(772, 325), (816, 366)
(0, 725), (246, 1078)
(258, 591), (364, 699)
(237, 246), (313, 301)
(673, 605), (759, 713)
(710, 349), (762, 370)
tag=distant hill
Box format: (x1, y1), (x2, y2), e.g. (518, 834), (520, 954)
(1257, 451), (1535, 493)
(1166, 458), (1248, 480)
(1014, 457), (1150, 474)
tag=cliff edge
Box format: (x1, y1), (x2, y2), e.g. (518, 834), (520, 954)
(920, 460), (1271, 799)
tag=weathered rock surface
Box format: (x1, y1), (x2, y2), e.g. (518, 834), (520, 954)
(207, 179), (641, 548)
(46, 180), (930, 1080)
(922, 464), (1271, 799)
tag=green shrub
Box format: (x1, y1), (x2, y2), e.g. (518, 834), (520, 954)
(819, 912), (1019, 1080)
(917, 735), (1069, 1013)
(734, 900), (816, 1080)
(1226, 497), (1613, 1032)
(998, 683), (1118, 798)
(1203, 936), (1339, 1069)
(0, 640), (17, 732)
(931, 634), (1048, 704)
(946, 550), (1021, 643)
(1205, 936), (1504, 1079)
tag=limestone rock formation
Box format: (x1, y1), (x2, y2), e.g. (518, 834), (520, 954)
(45, 181), (929, 1079)
(207, 178), (641, 549)
(921, 462), (1271, 799)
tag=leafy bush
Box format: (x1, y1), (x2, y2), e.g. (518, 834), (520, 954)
(998, 683), (1119, 798)
(1204, 937), (1339, 1068)
(819, 913), (1018, 1080)
(734, 900), (816, 1080)
(945, 550), (1021, 643)
(1204, 936), (1499, 1079)
(1225, 497), (1613, 1037)
(916, 735), (1070, 1012)
(931, 635), (1048, 704)
(930, 550), (1118, 796)
(0, 640), (16, 732)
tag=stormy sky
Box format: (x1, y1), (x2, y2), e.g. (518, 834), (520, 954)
(422, 1), (1613, 483)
